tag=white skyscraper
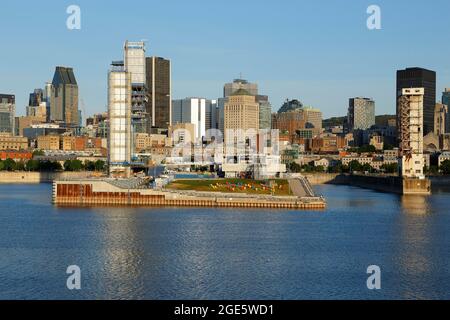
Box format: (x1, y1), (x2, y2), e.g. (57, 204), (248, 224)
(108, 62), (132, 178)
(124, 41), (147, 133)
(172, 98), (210, 142)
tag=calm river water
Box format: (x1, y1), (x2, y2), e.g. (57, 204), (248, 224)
(0, 183), (449, 300)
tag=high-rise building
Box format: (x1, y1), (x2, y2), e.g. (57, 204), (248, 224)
(348, 97), (375, 131)
(49, 66), (79, 128)
(397, 68), (436, 135)
(205, 99), (218, 132)
(108, 62), (132, 178)
(124, 41), (147, 134)
(398, 88), (425, 178)
(434, 103), (448, 136)
(172, 98), (210, 142)
(224, 79), (258, 98)
(224, 89), (259, 144)
(443, 88), (450, 133)
(29, 89), (44, 107)
(0, 94), (15, 134)
(303, 106), (323, 134)
(26, 89), (47, 119)
(259, 101), (272, 130)
(146, 56), (171, 132)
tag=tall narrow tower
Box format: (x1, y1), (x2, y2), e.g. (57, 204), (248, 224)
(124, 41), (147, 134)
(398, 88), (425, 178)
(50, 66), (79, 129)
(146, 56), (171, 132)
(108, 61), (132, 178)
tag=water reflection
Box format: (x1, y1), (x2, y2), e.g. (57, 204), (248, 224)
(395, 195), (433, 299)
(400, 195), (432, 216)
(96, 208), (146, 299)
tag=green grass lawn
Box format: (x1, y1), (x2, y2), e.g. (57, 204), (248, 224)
(166, 178), (291, 196)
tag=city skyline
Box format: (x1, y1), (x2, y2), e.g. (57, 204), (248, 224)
(1, 0), (450, 119)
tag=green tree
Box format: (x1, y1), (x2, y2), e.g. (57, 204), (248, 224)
(288, 162), (301, 173)
(314, 165), (325, 173)
(3, 158), (16, 171)
(25, 160), (40, 171)
(84, 161), (96, 171)
(0, 161), (4, 171)
(440, 160), (450, 175)
(32, 150), (45, 157)
(64, 160), (84, 172)
(94, 160), (106, 172)
(15, 161), (25, 171)
(381, 163), (398, 174)
(348, 160), (362, 173)
(361, 163), (373, 173)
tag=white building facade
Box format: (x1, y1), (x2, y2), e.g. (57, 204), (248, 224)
(108, 64), (132, 178)
(172, 98), (212, 142)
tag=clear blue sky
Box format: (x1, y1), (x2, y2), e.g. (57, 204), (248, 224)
(1, 0), (449, 119)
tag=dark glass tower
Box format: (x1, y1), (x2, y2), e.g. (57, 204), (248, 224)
(396, 67), (436, 135)
(50, 66), (79, 128)
(145, 57), (171, 133)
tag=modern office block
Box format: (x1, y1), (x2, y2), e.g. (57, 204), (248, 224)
(397, 67), (436, 135)
(348, 97), (375, 131)
(0, 94), (15, 134)
(49, 66), (79, 128)
(172, 98), (212, 142)
(146, 56), (171, 131)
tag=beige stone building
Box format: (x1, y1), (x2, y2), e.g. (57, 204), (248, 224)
(37, 135), (60, 151)
(0, 133), (28, 150)
(169, 123), (196, 145)
(224, 89), (259, 144)
(15, 115), (46, 136)
(135, 133), (171, 152)
(434, 103), (448, 136)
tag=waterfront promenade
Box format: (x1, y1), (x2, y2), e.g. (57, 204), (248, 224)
(52, 178), (326, 210)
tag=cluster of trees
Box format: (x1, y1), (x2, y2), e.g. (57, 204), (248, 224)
(0, 159), (105, 172)
(288, 159), (450, 175)
(0, 159), (62, 172)
(64, 160), (106, 172)
(288, 162), (327, 173)
(347, 145), (377, 154)
(288, 160), (400, 175)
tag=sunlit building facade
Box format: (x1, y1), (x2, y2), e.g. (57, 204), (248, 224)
(108, 62), (132, 178)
